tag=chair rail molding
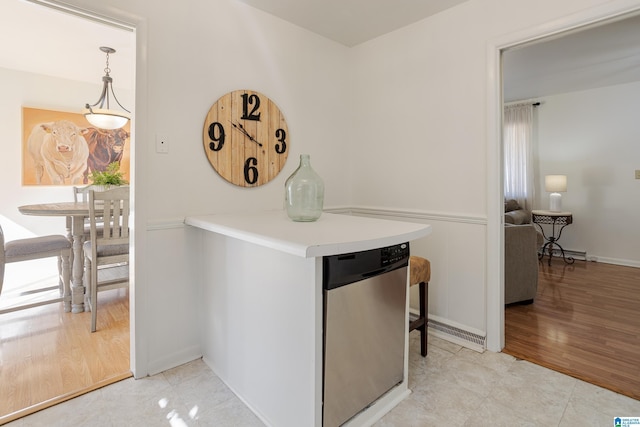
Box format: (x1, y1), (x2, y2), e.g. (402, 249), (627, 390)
(325, 205), (487, 225)
(146, 218), (187, 231)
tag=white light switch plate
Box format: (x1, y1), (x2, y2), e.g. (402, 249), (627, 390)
(156, 134), (169, 153)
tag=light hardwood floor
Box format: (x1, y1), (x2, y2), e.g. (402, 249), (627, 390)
(0, 288), (130, 424)
(504, 259), (640, 401)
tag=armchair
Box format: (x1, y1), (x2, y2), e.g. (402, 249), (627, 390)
(505, 223), (541, 305)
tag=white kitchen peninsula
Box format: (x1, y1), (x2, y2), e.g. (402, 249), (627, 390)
(185, 210), (431, 427)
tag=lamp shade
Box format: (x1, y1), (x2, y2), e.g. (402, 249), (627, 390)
(83, 108), (130, 130)
(545, 175), (567, 193)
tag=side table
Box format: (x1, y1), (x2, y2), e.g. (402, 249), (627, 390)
(531, 210), (575, 266)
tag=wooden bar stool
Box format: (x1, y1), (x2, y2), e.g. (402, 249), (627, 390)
(409, 256), (430, 357)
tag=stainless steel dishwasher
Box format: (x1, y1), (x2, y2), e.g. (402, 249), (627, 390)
(322, 242), (409, 427)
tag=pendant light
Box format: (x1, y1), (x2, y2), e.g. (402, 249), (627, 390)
(83, 46), (130, 130)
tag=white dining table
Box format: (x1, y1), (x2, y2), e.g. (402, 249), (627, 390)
(18, 201), (90, 313)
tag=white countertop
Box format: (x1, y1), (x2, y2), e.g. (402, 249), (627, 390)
(185, 210), (431, 258)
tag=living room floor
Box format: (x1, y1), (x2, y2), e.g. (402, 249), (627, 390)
(504, 260), (640, 401)
(7, 333), (640, 426)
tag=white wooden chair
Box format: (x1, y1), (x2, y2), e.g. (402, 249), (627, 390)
(0, 224), (71, 314)
(83, 187), (130, 332)
(73, 185), (91, 202)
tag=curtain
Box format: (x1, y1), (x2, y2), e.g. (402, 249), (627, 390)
(504, 103), (534, 210)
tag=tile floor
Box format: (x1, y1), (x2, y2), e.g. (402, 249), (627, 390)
(7, 333), (640, 426)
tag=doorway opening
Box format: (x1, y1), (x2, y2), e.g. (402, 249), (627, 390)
(0, 0), (136, 422)
(492, 5), (640, 400)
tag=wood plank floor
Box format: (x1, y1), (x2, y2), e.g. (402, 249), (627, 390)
(504, 260), (640, 400)
(0, 288), (130, 424)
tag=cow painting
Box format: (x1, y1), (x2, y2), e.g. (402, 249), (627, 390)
(27, 120), (90, 185)
(82, 127), (130, 183)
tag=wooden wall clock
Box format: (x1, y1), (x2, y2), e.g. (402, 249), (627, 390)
(203, 90), (289, 187)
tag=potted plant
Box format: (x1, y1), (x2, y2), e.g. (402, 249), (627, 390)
(89, 162), (128, 190)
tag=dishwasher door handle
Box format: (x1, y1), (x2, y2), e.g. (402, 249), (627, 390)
(362, 268), (387, 278)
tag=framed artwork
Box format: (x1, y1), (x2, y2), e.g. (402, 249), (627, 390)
(22, 107), (131, 186)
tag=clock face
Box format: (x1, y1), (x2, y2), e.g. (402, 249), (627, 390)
(203, 90), (289, 187)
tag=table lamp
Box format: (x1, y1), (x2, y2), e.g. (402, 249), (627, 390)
(545, 175), (567, 212)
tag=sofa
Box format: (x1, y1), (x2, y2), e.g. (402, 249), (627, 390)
(504, 199), (543, 305)
(504, 199), (531, 225)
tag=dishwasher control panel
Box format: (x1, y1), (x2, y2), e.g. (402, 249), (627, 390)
(381, 243), (409, 266)
(323, 242), (410, 290)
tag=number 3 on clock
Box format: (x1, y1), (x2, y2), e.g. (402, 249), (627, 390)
(203, 90), (290, 187)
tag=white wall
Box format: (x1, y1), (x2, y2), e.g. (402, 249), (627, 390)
(535, 81), (640, 266)
(14, 0), (639, 375)
(139, 1), (352, 375)
(0, 67), (132, 234)
(348, 0), (640, 346)
(141, 2), (353, 218)
(52, 0), (353, 376)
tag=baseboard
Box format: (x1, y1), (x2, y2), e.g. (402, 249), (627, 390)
(146, 345), (202, 376)
(586, 256), (640, 268)
(546, 247), (640, 268)
(409, 310), (487, 353)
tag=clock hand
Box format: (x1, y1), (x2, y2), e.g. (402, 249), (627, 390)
(230, 121), (263, 147)
(230, 121), (249, 136)
(238, 123), (263, 147)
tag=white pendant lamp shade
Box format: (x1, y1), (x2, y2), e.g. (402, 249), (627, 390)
(84, 47), (130, 130)
(84, 108), (130, 130)
(545, 175), (567, 212)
